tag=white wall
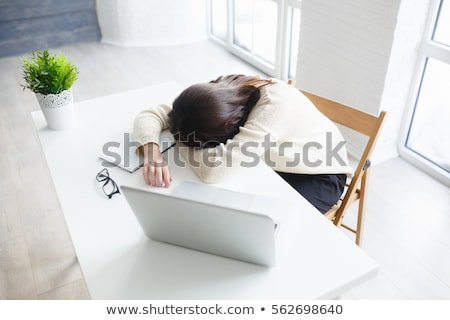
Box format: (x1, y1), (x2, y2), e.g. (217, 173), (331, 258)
(296, 0), (430, 163)
(96, 0), (208, 46)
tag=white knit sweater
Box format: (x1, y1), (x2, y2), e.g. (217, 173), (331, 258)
(133, 79), (353, 183)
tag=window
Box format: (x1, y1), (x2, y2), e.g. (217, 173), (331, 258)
(433, 0), (450, 45)
(233, 0), (278, 65)
(208, 0), (301, 79)
(210, 0), (227, 41)
(401, 0), (450, 186)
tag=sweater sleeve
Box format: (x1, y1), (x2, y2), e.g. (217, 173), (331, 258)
(177, 125), (272, 184)
(132, 104), (172, 147)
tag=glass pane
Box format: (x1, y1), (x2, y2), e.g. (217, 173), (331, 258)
(433, 0), (450, 46)
(406, 58), (450, 172)
(233, 0), (253, 52)
(253, 0), (277, 64)
(288, 7), (301, 79)
(211, 0), (228, 40)
(233, 0), (277, 64)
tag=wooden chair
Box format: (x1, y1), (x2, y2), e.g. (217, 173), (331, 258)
(290, 83), (386, 246)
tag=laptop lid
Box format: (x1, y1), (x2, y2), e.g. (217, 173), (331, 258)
(120, 183), (277, 267)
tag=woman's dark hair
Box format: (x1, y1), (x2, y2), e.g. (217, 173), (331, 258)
(168, 75), (272, 148)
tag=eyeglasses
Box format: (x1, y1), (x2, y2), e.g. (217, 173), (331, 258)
(96, 168), (121, 199)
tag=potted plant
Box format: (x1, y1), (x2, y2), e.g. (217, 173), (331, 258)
(21, 48), (79, 130)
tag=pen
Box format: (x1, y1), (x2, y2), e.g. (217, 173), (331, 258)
(161, 142), (176, 154)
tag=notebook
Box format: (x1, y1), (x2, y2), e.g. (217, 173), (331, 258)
(99, 130), (175, 173)
(121, 181), (285, 267)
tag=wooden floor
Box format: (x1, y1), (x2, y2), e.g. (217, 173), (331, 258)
(1, 41), (449, 300)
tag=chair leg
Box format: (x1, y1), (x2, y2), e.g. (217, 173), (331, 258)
(355, 167), (370, 246)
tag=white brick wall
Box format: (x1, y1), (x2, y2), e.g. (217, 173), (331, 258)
(296, 0), (429, 162)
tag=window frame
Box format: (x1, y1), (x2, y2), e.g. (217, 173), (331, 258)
(399, 0), (450, 186)
(207, 0), (302, 80)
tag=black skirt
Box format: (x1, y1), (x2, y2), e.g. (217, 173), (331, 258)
(276, 172), (347, 214)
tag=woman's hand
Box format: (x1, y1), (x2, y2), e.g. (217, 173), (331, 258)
(142, 143), (172, 188)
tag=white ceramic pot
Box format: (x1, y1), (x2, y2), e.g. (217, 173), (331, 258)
(35, 89), (74, 130)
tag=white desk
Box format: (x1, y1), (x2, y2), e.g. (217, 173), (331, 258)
(31, 82), (378, 299)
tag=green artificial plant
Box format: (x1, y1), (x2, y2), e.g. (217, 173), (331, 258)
(21, 48), (79, 95)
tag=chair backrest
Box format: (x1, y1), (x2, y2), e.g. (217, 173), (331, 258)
(300, 90), (387, 226)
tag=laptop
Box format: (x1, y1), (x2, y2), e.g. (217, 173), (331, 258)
(120, 181), (284, 267)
